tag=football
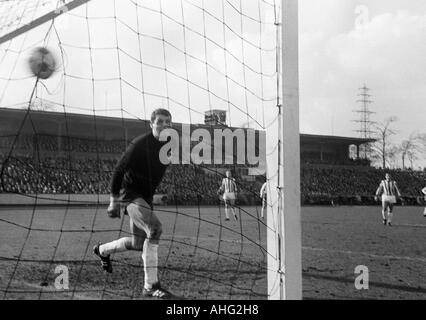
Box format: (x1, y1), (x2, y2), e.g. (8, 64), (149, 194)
(28, 47), (57, 79)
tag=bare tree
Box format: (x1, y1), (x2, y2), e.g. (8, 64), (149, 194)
(371, 116), (397, 169)
(387, 145), (399, 168)
(406, 150), (417, 169)
(398, 133), (421, 169)
(417, 133), (426, 153)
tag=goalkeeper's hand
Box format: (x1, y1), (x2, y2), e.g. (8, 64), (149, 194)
(107, 196), (121, 219)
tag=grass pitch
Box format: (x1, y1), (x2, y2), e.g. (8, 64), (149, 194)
(0, 205), (425, 299)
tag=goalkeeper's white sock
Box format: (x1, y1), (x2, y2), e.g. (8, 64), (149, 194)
(381, 210), (386, 220)
(100, 237), (129, 256)
(142, 241), (159, 290)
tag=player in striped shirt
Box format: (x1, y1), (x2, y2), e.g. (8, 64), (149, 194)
(218, 170), (238, 221)
(421, 186), (426, 217)
(375, 173), (402, 226)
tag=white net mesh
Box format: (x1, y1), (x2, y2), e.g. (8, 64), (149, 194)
(0, 0), (283, 300)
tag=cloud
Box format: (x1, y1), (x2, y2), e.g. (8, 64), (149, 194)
(328, 11), (426, 84)
(299, 10), (426, 141)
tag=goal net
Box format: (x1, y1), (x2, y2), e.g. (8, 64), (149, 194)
(0, 0), (299, 300)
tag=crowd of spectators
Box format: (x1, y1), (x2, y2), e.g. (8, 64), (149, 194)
(301, 164), (426, 205)
(302, 156), (371, 167)
(0, 134), (125, 154)
(0, 156), (113, 194)
(1, 137), (425, 206)
(0, 155), (263, 205)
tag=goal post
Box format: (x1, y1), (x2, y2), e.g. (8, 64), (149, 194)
(266, 0), (301, 300)
(282, 0), (301, 300)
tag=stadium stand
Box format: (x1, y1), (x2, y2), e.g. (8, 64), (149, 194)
(301, 164), (426, 206)
(2, 150), (425, 206)
(1, 110), (425, 207)
(0, 152), (263, 206)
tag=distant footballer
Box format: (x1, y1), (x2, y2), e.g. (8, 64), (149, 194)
(218, 170), (238, 221)
(375, 173), (402, 226)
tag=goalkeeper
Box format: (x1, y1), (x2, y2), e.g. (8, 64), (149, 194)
(93, 108), (172, 299)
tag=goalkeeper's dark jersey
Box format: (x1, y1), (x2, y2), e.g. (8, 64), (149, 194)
(110, 132), (168, 205)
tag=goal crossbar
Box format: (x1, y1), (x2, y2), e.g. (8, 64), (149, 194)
(0, 0), (92, 45)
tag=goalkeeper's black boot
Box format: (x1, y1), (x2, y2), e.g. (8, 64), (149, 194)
(93, 243), (112, 273)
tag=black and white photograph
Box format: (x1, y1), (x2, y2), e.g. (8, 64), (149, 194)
(0, 0), (425, 304)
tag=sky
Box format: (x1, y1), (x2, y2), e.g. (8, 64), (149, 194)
(0, 0), (425, 168)
(0, 0), (277, 129)
(299, 0), (426, 167)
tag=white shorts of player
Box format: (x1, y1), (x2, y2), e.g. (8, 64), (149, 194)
(382, 195), (396, 204)
(223, 192), (236, 201)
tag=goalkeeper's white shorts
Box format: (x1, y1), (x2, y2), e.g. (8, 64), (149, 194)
(382, 195), (396, 204)
(223, 192), (236, 201)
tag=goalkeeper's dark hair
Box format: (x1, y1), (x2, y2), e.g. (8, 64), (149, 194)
(151, 108), (171, 123)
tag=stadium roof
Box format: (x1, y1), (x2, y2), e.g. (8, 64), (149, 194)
(0, 108), (375, 145)
(300, 133), (375, 145)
